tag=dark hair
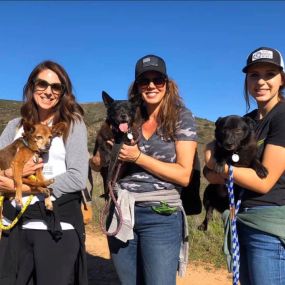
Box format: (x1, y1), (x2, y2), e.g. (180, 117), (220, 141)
(128, 78), (184, 140)
(243, 69), (285, 112)
(20, 60), (84, 141)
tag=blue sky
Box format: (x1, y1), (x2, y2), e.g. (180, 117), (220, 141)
(0, 1), (284, 122)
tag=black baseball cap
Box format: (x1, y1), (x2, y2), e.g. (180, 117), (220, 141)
(135, 54), (167, 79)
(242, 47), (284, 73)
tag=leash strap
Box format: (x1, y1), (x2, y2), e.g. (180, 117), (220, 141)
(0, 194), (34, 235)
(107, 142), (124, 184)
(226, 165), (242, 285)
(100, 142), (124, 236)
(100, 131), (140, 237)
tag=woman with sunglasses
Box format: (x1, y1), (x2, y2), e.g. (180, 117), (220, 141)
(0, 61), (89, 285)
(204, 47), (285, 285)
(95, 54), (198, 284)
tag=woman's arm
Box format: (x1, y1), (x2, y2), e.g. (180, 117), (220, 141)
(0, 118), (21, 149)
(205, 142), (285, 194)
(119, 140), (197, 187)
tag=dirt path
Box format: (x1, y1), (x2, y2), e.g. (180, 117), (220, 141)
(85, 227), (232, 285)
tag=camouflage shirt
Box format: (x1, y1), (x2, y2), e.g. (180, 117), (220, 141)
(119, 106), (198, 193)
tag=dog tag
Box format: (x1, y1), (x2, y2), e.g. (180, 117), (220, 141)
(127, 132), (133, 140)
(232, 153), (240, 163)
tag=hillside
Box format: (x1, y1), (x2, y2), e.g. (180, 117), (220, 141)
(0, 99), (215, 153)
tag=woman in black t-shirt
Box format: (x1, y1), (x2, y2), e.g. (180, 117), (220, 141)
(204, 47), (285, 285)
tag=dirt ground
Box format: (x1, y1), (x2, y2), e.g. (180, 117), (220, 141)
(85, 226), (232, 285)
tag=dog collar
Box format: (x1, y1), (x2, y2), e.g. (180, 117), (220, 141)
(21, 138), (30, 148)
(21, 138), (40, 154)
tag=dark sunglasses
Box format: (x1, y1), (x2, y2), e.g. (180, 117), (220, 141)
(136, 76), (167, 88)
(33, 79), (65, 95)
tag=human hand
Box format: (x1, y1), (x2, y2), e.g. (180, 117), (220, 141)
(4, 156), (44, 178)
(0, 174), (33, 193)
(22, 156), (44, 177)
(119, 143), (141, 163)
(204, 141), (229, 177)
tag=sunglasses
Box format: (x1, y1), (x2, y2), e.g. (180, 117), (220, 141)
(33, 79), (65, 95)
(136, 76), (167, 88)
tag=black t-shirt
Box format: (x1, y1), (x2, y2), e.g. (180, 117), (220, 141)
(242, 101), (285, 208)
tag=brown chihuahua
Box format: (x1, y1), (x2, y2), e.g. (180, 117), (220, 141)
(0, 121), (66, 210)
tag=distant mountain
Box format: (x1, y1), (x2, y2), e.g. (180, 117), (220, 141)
(0, 99), (215, 154)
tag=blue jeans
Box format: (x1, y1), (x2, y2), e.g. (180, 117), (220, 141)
(107, 205), (183, 285)
(238, 221), (285, 285)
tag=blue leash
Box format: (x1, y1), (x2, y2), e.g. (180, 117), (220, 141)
(227, 165), (243, 285)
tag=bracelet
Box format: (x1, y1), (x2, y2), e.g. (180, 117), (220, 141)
(134, 151), (142, 163)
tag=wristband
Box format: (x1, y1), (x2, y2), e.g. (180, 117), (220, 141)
(134, 151), (142, 163)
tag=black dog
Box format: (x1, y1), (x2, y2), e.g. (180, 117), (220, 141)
(198, 115), (268, 231)
(198, 183), (228, 231)
(92, 91), (141, 195)
(213, 115), (267, 177)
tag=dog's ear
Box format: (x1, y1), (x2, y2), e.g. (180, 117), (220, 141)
(22, 120), (35, 135)
(102, 91), (114, 108)
(243, 116), (256, 131)
(52, 122), (67, 137)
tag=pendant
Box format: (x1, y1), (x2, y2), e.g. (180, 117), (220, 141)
(127, 132), (133, 140)
(232, 153), (240, 163)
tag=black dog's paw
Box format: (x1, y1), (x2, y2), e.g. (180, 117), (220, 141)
(253, 160), (268, 178)
(197, 223), (207, 231)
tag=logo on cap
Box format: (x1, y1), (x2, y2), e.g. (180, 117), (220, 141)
(252, 50), (273, 61)
(142, 57), (158, 67)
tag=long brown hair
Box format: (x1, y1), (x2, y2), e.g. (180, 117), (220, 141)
(20, 60), (84, 141)
(244, 69), (285, 112)
(128, 78), (184, 140)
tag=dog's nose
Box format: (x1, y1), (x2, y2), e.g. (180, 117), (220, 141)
(45, 143), (51, 150)
(120, 114), (128, 121)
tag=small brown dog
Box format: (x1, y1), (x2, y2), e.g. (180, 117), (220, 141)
(0, 121), (66, 210)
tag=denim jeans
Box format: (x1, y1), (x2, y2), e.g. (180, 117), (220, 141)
(238, 221), (285, 285)
(107, 205), (183, 285)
